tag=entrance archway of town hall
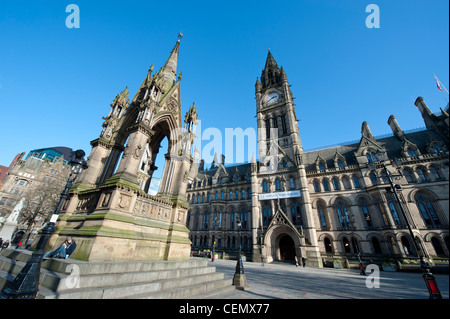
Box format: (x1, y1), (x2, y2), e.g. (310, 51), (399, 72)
(263, 225), (301, 263)
(278, 234), (296, 262)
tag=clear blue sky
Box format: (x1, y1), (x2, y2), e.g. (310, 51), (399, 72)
(1, 1), (448, 173)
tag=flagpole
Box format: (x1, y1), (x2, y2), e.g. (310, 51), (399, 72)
(433, 73), (449, 95)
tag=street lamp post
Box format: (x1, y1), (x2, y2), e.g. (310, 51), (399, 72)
(233, 217), (247, 289)
(1, 150), (87, 299)
(368, 151), (442, 299)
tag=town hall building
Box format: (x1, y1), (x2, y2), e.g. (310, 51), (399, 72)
(186, 50), (449, 268)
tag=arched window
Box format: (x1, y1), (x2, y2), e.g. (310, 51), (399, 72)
(416, 168), (427, 181)
(431, 237), (445, 256)
(275, 179), (281, 190)
(359, 200), (372, 228)
(262, 206), (272, 227)
(262, 180), (268, 192)
(407, 147), (417, 157)
(343, 237), (351, 253)
(369, 172), (378, 185)
(289, 178), (295, 189)
(322, 180), (330, 191)
(432, 144), (444, 154)
(403, 169), (414, 183)
(415, 193), (441, 227)
(388, 201), (401, 226)
(337, 159), (345, 168)
(371, 237), (382, 254)
(317, 202), (328, 229)
(229, 191), (233, 200)
(353, 176), (361, 188)
(313, 180), (320, 192)
(429, 166), (441, 180)
(332, 178), (340, 190)
(318, 162), (326, 171)
(324, 237), (333, 253)
(335, 200), (351, 229)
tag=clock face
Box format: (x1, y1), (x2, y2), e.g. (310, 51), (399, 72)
(266, 92), (279, 105)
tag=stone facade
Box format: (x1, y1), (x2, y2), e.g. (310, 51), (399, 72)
(186, 51), (449, 267)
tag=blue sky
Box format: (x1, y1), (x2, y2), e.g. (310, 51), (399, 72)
(0, 1), (448, 177)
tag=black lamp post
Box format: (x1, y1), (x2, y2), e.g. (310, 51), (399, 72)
(233, 217), (247, 289)
(368, 151), (442, 299)
(234, 218), (244, 275)
(1, 150), (87, 299)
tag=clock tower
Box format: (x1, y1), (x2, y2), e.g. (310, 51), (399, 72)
(254, 50), (322, 267)
(255, 50), (303, 172)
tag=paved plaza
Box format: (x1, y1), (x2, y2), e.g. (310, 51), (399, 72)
(192, 257), (449, 299)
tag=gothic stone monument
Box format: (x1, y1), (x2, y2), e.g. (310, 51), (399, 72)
(48, 35), (199, 262)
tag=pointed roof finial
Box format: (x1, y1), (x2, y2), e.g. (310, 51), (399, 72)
(178, 32), (183, 42)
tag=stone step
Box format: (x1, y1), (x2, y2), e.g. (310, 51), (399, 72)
(0, 249), (234, 299)
(130, 278), (233, 299)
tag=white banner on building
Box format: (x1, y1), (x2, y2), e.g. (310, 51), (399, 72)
(258, 190), (301, 200)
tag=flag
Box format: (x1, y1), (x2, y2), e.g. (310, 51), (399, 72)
(434, 74), (445, 92)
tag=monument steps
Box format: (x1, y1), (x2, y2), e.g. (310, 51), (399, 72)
(0, 249), (232, 299)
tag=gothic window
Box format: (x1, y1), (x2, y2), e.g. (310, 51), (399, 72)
(317, 202), (328, 229)
(215, 192), (218, 200)
(281, 114), (287, 134)
(403, 169), (414, 183)
(401, 236), (415, 256)
(240, 206), (248, 229)
(202, 194), (205, 203)
(218, 211), (223, 229)
(289, 177), (295, 189)
(352, 176), (361, 188)
(337, 159), (345, 168)
(242, 189), (245, 199)
(275, 179), (281, 190)
(318, 162), (326, 171)
(207, 193), (210, 202)
(342, 176), (351, 190)
(371, 237), (382, 254)
(229, 191), (233, 200)
(343, 237), (351, 253)
(322, 179), (330, 191)
(432, 144), (444, 154)
(431, 237), (445, 256)
(248, 188), (251, 199)
(263, 180), (268, 192)
(359, 200), (372, 228)
(263, 205), (272, 226)
(221, 191), (224, 200)
(388, 201), (401, 226)
(202, 212), (209, 229)
(324, 237), (333, 253)
(332, 178), (340, 190)
(416, 167), (428, 181)
(335, 200), (351, 229)
(407, 147), (417, 157)
(429, 166), (441, 180)
(230, 209), (235, 230)
(415, 193), (441, 227)
(265, 119), (271, 138)
(366, 151), (378, 163)
(369, 172), (378, 185)
(313, 180), (320, 192)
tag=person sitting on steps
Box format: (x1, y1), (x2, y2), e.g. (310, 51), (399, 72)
(43, 237), (76, 260)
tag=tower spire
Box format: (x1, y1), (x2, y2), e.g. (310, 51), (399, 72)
(161, 33), (182, 80)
